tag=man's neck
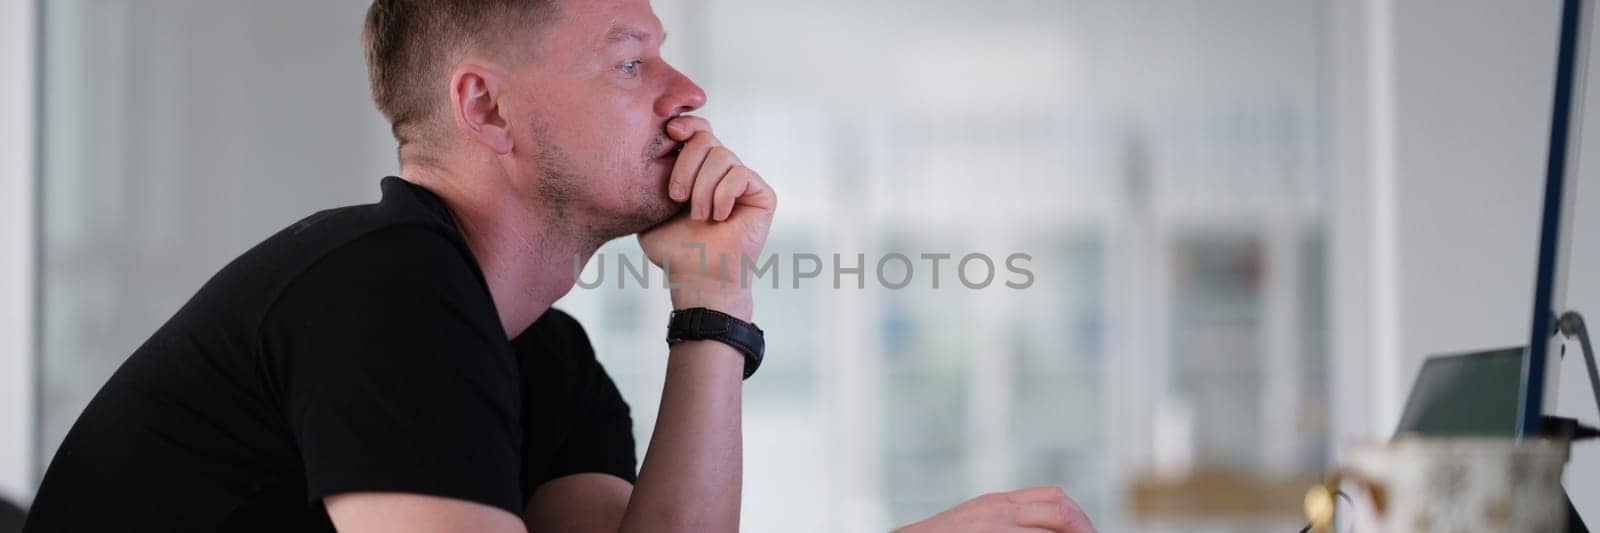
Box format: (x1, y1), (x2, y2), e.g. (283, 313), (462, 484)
(400, 164), (599, 340)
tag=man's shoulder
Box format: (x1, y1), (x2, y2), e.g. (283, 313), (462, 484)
(262, 177), (465, 269)
(186, 177), (482, 331)
(259, 222), (485, 317)
(248, 204), (507, 364)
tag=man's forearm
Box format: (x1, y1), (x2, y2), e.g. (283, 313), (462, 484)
(619, 291), (748, 533)
(622, 108), (773, 532)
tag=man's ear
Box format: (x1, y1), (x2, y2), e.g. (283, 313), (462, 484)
(450, 65), (513, 155)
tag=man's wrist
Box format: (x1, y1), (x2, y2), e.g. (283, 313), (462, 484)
(669, 285), (752, 322)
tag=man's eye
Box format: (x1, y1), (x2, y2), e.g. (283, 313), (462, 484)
(620, 60), (644, 76)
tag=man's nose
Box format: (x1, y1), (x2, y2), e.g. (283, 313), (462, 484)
(657, 66), (707, 117)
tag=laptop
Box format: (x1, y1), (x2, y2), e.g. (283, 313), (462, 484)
(1394, 347), (1524, 437)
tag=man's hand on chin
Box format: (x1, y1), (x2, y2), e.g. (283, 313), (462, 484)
(894, 486), (1097, 533)
(638, 115), (776, 320)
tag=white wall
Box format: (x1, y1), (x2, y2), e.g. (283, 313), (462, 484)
(1337, 0), (1597, 521)
(0, 0), (38, 509)
(1389, 0), (1554, 406)
(36, 0), (393, 468)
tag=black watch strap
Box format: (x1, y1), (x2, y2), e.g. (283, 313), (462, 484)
(666, 307), (765, 380)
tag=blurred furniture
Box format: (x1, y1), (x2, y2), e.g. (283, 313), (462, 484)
(1126, 466), (1317, 533)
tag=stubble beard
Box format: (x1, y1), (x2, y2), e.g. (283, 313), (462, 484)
(529, 122), (681, 244)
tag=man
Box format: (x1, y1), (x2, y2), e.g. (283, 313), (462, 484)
(26, 0), (1096, 531)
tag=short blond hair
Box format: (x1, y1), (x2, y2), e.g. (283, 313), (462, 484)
(361, 0), (560, 151)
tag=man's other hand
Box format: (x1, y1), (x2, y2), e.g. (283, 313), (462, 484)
(893, 486), (1097, 533)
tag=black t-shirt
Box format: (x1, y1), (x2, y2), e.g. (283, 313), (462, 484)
(26, 177), (636, 532)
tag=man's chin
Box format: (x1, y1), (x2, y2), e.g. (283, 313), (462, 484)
(602, 191), (682, 239)
(632, 197), (685, 233)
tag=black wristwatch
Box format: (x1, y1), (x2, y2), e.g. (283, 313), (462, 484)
(666, 307), (765, 380)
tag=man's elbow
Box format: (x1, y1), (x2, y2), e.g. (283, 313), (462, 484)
(325, 492), (527, 533)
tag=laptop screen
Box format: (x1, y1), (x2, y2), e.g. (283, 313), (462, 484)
(1394, 347), (1526, 437)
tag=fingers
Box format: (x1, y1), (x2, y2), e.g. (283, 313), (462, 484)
(710, 167), (750, 222)
(1012, 501), (1073, 531)
(668, 130), (722, 202)
(688, 146), (741, 220)
(1006, 486), (1070, 503)
(711, 166), (778, 221)
(897, 488), (1094, 533)
(1004, 487), (1094, 533)
(667, 114), (713, 141)
(664, 114), (776, 222)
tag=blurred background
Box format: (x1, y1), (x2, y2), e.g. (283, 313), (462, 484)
(0, 0), (1597, 531)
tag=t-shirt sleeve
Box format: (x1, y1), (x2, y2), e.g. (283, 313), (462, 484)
(260, 226), (523, 516)
(520, 311), (638, 491)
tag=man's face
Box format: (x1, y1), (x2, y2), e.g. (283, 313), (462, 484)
(501, 0), (705, 240)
